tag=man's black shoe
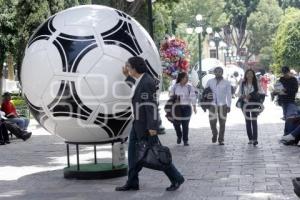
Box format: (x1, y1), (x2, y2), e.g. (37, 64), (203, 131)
(212, 136), (217, 143)
(166, 177), (185, 191)
(183, 142), (189, 146)
(22, 132), (32, 141)
(177, 138), (181, 144)
(115, 184), (139, 191)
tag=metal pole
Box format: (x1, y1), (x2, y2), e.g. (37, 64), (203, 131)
(66, 144), (70, 168)
(94, 145), (97, 164)
(216, 40), (219, 59)
(147, 0), (154, 38)
(76, 144), (80, 171)
(198, 33), (202, 88)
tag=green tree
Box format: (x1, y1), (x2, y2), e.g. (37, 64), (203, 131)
(79, 0), (91, 4)
(170, 0), (226, 67)
(15, 0), (51, 77)
(278, 0), (300, 9)
(0, 0), (18, 95)
(247, 0), (282, 68)
(273, 8), (300, 71)
(64, 0), (79, 8)
(47, 0), (64, 14)
(92, 0), (176, 43)
(224, 0), (259, 58)
(259, 46), (274, 71)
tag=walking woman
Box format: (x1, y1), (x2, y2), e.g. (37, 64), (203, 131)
(237, 69), (264, 146)
(170, 72), (197, 146)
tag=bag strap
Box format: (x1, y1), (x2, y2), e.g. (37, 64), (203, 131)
(241, 82), (244, 95)
(188, 85), (191, 95)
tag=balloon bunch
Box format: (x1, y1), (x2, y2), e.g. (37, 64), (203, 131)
(160, 37), (190, 78)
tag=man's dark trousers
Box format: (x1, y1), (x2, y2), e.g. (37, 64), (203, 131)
(126, 128), (183, 187)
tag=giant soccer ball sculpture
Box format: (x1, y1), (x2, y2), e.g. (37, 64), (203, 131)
(21, 5), (161, 143)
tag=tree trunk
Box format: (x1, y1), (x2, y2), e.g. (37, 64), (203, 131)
(7, 53), (14, 80)
(111, 0), (144, 16)
(0, 62), (3, 102)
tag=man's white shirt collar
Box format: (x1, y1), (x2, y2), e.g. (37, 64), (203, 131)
(134, 73), (144, 87)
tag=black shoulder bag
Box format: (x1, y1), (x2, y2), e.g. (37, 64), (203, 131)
(136, 136), (172, 171)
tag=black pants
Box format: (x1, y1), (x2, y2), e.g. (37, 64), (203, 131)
(0, 123), (9, 143)
(4, 122), (26, 139)
(244, 111), (258, 141)
(127, 128), (183, 187)
(173, 105), (192, 143)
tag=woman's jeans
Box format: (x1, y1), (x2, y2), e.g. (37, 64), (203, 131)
(282, 102), (299, 134)
(172, 105), (192, 143)
(244, 111), (258, 141)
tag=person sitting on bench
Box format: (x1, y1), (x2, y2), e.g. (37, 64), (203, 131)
(0, 121), (10, 145)
(1, 92), (29, 130)
(0, 111), (31, 141)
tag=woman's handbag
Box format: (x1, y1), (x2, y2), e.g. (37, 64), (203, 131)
(136, 136), (172, 171)
(164, 95), (180, 122)
(236, 97), (244, 109)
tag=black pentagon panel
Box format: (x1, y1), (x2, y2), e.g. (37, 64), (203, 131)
(53, 34), (97, 72)
(145, 59), (160, 91)
(115, 10), (131, 20)
(48, 81), (92, 121)
(145, 59), (159, 79)
(28, 16), (56, 47)
(94, 107), (132, 138)
(101, 19), (142, 56)
(24, 96), (48, 128)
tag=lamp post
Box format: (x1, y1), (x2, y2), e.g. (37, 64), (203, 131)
(186, 14), (212, 89)
(211, 32), (222, 59)
(224, 46), (232, 66)
(127, 0), (155, 39)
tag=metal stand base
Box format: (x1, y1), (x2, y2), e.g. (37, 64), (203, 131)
(64, 139), (127, 180)
(64, 163), (127, 180)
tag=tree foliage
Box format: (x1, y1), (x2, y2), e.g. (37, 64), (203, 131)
(247, 0), (282, 67)
(64, 0), (79, 8)
(47, 0), (64, 15)
(223, 0), (259, 57)
(172, 0), (226, 29)
(170, 0), (226, 66)
(278, 0), (300, 9)
(273, 8), (300, 71)
(0, 0), (18, 66)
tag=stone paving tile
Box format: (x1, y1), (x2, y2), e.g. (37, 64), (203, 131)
(1, 96), (300, 199)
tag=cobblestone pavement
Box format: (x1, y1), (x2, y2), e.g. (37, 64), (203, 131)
(1, 94), (300, 200)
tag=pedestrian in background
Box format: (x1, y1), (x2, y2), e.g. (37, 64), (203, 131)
(237, 69), (264, 146)
(205, 67), (232, 145)
(169, 72), (197, 146)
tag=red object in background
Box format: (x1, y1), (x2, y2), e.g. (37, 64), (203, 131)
(260, 75), (269, 94)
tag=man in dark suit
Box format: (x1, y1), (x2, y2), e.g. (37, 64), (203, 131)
(115, 56), (184, 192)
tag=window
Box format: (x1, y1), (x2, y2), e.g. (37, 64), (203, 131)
(210, 49), (217, 58)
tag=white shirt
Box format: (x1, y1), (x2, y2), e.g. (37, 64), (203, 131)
(170, 83), (197, 106)
(206, 78), (232, 107)
(131, 73), (144, 94)
(134, 73), (144, 87)
(236, 81), (264, 101)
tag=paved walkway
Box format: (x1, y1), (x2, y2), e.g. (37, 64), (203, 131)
(1, 94), (300, 200)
